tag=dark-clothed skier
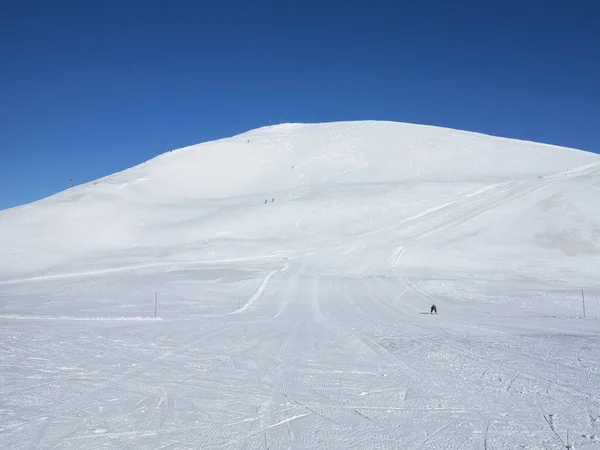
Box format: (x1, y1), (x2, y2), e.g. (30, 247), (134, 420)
(430, 304), (437, 314)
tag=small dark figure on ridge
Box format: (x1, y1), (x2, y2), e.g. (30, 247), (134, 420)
(430, 304), (437, 314)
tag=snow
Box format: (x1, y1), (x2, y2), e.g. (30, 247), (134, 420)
(1, 120), (600, 449)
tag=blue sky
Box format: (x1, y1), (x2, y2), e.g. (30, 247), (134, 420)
(1, 0), (599, 210)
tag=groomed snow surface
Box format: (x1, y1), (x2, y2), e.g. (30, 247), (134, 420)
(1, 121), (600, 449)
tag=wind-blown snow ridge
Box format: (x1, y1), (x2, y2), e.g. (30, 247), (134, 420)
(1, 120), (600, 449)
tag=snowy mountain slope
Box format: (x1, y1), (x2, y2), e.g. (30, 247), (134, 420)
(1, 121), (600, 449)
(1, 121), (598, 281)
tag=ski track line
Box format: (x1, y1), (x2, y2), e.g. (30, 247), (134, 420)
(0, 255), (291, 286)
(220, 412), (312, 448)
(261, 328), (299, 448)
(399, 178), (536, 245)
(347, 177), (518, 246)
(465, 181), (511, 198)
(374, 159), (597, 252)
(545, 160), (600, 180)
(0, 262), (165, 285)
(230, 267), (285, 315)
(415, 177), (555, 239)
(389, 245), (405, 272)
(355, 199), (457, 240)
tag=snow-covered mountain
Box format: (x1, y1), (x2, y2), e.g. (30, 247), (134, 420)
(1, 121), (599, 449)
(1, 121), (598, 282)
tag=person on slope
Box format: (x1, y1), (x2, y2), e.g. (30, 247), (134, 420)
(430, 304), (437, 314)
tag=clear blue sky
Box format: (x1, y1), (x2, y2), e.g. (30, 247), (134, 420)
(1, 0), (599, 210)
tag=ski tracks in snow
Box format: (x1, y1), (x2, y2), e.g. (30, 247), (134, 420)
(3, 161), (600, 448)
(3, 263), (600, 448)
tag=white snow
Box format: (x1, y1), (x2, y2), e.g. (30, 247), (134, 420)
(1, 120), (600, 449)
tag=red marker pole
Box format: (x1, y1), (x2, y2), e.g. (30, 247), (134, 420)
(582, 289), (586, 318)
(155, 292), (158, 318)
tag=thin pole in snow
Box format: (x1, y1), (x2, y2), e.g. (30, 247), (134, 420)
(582, 288), (586, 318)
(155, 292), (158, 318)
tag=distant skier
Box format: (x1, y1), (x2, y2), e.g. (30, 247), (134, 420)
(430, 304), (437, 314)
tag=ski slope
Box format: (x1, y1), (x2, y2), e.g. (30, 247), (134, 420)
(1, 121), (600, 449)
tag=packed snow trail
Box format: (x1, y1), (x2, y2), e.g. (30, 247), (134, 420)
(1, 121), (600, 449)
(2, 268), (599, 449)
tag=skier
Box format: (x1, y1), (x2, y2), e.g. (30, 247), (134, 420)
(430, 304), (437, 314)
